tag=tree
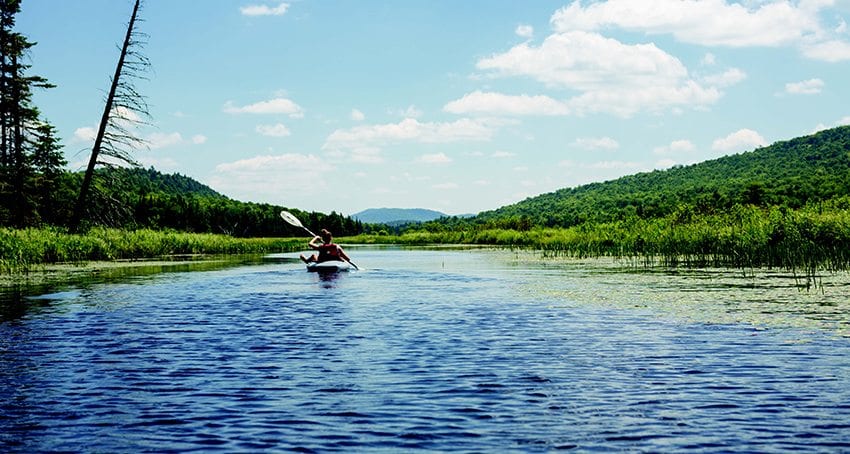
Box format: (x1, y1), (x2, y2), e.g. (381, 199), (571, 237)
(0, 0), (56, 226)
(29, 122), (66, 224)
(71, 0), (149, 231)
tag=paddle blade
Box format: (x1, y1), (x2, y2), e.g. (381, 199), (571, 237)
(279, 210), (304, 228)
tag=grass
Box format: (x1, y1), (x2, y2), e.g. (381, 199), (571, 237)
(4, 202), (849, 280)
(0, 227), (304, 273)
(347, 203), (850, 279)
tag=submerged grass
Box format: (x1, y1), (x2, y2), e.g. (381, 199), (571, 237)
(0, 227), (303, 273)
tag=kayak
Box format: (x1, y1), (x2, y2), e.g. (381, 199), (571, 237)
(306, 260), (352, 272)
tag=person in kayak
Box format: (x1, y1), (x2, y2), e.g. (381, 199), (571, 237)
(300, 229), (352, 264)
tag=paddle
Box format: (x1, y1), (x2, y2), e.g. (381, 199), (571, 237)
(280, 210), (360, 270)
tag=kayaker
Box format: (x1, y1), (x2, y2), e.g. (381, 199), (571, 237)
(300, 229), (352, 264)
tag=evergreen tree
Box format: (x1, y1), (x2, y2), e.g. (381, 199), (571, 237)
(0, 0), (57, 226)
(29, 122), (66, 224)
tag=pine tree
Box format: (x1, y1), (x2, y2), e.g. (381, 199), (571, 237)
(29, 122), (66, 224)
(0, 0), (56, 226)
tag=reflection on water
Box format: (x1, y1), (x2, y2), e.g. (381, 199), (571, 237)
(0, 255), (294, 322)
(1, 247), (849, 452)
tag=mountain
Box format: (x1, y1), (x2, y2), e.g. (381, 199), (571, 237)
(99, 166), (223, 198)
(352, 208), (448, 224)
(470, 125), (850, 228)
(68, 166), (364, 237)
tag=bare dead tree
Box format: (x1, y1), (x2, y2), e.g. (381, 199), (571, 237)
(70, 0), (150, 231)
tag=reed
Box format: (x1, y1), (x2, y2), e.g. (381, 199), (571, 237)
(0, 227), (303, 273)
(347, 203), (850, 276)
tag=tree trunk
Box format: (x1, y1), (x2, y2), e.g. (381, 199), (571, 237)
(70, 0), (141, 232)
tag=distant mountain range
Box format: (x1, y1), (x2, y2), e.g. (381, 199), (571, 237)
(352, 208), (448, 224)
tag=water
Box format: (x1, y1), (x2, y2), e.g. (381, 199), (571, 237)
(2, 247), (850, 452)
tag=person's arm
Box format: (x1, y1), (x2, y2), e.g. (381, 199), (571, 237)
(308, 236), (322, 249)
(338, 246), (351, 261)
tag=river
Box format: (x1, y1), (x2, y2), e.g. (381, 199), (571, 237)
(1, 247), (849, 452)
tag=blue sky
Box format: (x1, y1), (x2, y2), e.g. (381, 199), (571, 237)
(18, 0), (850, 216)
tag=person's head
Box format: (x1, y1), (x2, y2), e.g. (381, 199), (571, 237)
(320, 229), (333, 243)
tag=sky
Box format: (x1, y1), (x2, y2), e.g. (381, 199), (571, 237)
(17, 0), (850, 216)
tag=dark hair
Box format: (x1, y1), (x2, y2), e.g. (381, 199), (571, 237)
(320, 229), (332, 243)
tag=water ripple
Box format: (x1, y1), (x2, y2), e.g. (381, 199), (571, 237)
(1, 249), (849, 452)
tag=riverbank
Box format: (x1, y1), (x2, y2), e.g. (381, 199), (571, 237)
(348, 204), (850, 278)
(0, 227), (303, 274)
(3, 202), (849, 279)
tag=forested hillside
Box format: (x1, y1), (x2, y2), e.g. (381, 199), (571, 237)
(1, 166), (364, 238)
(353, 208), (448, 225)
(465, 125), (850, 229)
(85, 167), (365, 237)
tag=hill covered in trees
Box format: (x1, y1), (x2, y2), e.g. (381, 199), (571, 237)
(76, 167), (365, 237)
(440, 125), (850, 230)
(352, 208), (448, 225)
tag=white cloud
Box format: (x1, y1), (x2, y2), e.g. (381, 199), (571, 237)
(802, 39), (850, 62)
(387, 105), (423, 119)
(477, 31), (721, 117)
(491, 150), (516, 158)
(479, 31), (687, 90)
(323, 118), (499, 152)
(216, 153), (322, 173)
(573, 137), (619, 150)
(113, 106), (143, 124)
(433, 182), (459, 190)
(416, 152), (452, 164)
(701, 53), (717, 66)
(147, 132), (184, 150)
(139, 156), (179, 171)
(702, 68), (747, 87)
(550, 0), (850, 62)
(566, 80), (720, 117)
(350, 109), (365, 121)
(74, 124), (203, 150)
(712, 128), (767, 152)
(552, 0), (817, 47)
(223, 98), (304, 117)
(814, 116), (850, 133)
(349, 147), (383, 164)
(240, 2), (289, 16)
(147, 131), (209, 149)
(73, 126), (96, 142)
(515, 24), (534, 39)
(444, 91), (570, 116)
(655, 158), (678, 169)
(256, 123), (292, 137)
(653, 139), (696, 155)
(585, 160), (643, 171)
(785, 78), (824, 94)
(210, 153), (326, 201)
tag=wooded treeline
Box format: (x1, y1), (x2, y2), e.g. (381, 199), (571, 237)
(3, 166), (365, 238)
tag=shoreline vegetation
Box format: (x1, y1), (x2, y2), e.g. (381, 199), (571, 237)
(3, 203), (849, 284)
(351, 203), (850, 278)
(0, 228), (303, 274)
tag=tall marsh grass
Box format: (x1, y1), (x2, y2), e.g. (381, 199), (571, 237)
(349, 204), (850, 277)
(0, 227), (303, 273)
